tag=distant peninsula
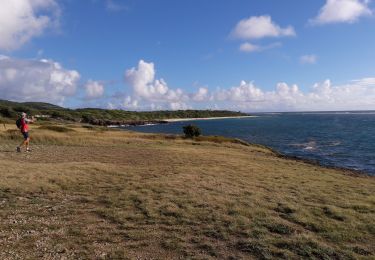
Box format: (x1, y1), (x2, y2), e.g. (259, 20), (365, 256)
(0, 99), (249, 126)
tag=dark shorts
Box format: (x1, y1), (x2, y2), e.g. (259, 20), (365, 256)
(22, 131), (29, 140)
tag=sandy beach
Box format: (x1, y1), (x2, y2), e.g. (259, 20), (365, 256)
(163, 115), (256, 122)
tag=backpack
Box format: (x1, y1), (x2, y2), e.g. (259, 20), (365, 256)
(16, 118), (22, 129)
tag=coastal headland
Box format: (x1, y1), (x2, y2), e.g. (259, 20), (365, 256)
(0, 123), (374, 259)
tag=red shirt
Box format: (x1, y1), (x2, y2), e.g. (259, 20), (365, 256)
(20, 118), (29, 133)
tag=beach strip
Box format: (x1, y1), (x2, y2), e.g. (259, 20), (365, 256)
(163, 115), (256, 122)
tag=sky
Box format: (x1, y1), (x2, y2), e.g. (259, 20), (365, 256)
(0, 0), (375, 112)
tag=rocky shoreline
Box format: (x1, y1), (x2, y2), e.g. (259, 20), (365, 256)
(83, 116), (254, 127)
(80, 117), (169, 127)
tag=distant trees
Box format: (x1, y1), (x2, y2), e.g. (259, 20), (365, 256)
(0, 107), (15, 118)
(0, 105), (32, 118)
(0, 100), (249, 124)
(183, 124), (201, 138)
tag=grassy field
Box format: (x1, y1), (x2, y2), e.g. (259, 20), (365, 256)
(0, 123), (374, 259)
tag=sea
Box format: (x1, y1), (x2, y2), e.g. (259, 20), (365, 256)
(125, 112), (375, 175)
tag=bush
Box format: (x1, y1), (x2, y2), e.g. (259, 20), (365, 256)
(13, 106), (31, 114)
(81, 114), (95, 124)
(38, 125), (75, 133)
(0, 107), (17, 118)
(183, 124), (201, 138)
(50, 111), (75, 121)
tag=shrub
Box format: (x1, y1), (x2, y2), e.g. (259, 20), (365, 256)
(38, 125), (75, 133)
(183, 124), (201, 138)
(13, 106), (31, 114)
(51, 111), (64, 119)
(0, 107), (17, 118)
(81, 114), (95, 124)
(50, 111), (75, 121)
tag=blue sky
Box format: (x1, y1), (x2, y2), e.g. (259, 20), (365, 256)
(0, 0), (375, 111)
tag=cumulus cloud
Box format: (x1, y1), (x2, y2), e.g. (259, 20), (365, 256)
(170, 102), (190, 110)
(0, 56), (80, 105)
(311, 0), (372, 25)
(0, 0), (60, 51)
(108, 60), (375, 112)
(231, 16), (294, 55)
(124, 60), (189, 110)
(214, 81), (264, 102)
(192, 87), (209, 101)
(231, 15), (296, 40)
(85, 80), (105, 99)
(121, 96), (138, 110)
(300, 54), (318, 64)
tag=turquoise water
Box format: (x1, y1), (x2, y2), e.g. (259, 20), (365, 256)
(127, 112), (375, 175)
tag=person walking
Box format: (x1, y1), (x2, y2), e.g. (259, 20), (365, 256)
(16, 112), (36, 152)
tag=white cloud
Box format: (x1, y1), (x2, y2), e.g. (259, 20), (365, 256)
(170, 102), (190, 110)
(110, 60), (375, 112)
(117, 60), (213, 110)
(239, 42), (282, 53)
(351, 77), (375, 86)
(211, 78), (375, 111)
(214, 81), (265, 102)
(107, 102), (116, 110)
(124, 60), (189, 110)
(106, 0), (128, 12)
(0, 56), (80, 105)
(192, 87), (209, 101)
(300, 54), (318, 64)
(239, 42), (261, 53)
(85, 80), (105, 99)
(231, 15), (296, 40)
(0, 0), (60, 51)
(122, 96), (139, 110)
(311, 0), (372, 25)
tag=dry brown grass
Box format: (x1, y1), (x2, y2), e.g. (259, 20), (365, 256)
(0, 123), (374, 259)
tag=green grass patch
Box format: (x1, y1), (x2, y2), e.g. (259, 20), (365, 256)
(265, 223), (294, 235)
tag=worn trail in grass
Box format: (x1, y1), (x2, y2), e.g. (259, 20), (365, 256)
(0, 125), (374, 259)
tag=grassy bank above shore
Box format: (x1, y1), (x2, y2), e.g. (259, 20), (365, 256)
(0, 124), (374, 259)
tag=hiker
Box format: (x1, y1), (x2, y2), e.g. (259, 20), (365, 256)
(16, 112), (36, 152)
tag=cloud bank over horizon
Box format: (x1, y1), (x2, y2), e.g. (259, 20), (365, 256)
(1, 57), (375, 112)
(113, 60), (375, 112)
(0, 57), (374, 112)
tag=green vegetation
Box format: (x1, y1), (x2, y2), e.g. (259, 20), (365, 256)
(38, 125), (75, 133)
(183, 124), (202, 138)
(0, 99), (248, 124)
